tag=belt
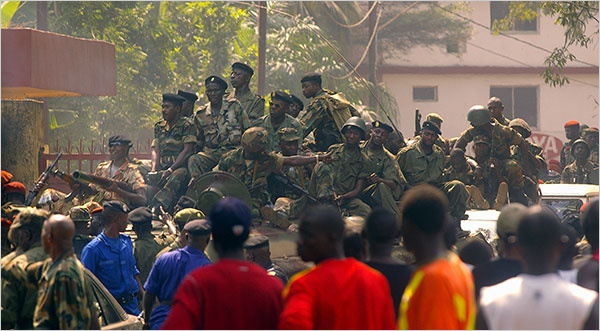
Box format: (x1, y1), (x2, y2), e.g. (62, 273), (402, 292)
(117, 292), (136, 305)
(159, 299), (172, 306)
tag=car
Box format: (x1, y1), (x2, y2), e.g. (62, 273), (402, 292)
(85, 269), (143, 330)
(539, 183), (598, 238)
(462, 209), (500, 241)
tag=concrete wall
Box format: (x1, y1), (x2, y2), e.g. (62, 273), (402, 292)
(1, 99), (45, 188)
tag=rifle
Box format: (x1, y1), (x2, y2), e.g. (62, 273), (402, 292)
(414, 108), (422, 137)
(270, 173), (319, 204)
(52, 169), (96, 202)
(26, 152), (63, 206)
(72, 171), (133, 192)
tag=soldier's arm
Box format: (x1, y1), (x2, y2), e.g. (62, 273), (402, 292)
(151, 144), (160, 172)
(454, 135), (469, 151)
(283, 151), (331, 167)
(336, 178), (367, 201)
(171, 143), (195, 171)
(143, 291), (157, 327)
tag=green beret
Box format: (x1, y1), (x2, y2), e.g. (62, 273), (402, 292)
(162, 93), (186, 105)
(177, 90), (198, 102)
(232, 62), (254, 76)
(277, 127), (301, 142)
(11, 207), (49, 231)
(128, 207), (152, 224)
(205, 75), (228, 90)
(371, 120), (393, 133)
(422, 120), (441, 135)
(174, 208), (205, 224)
(243, 235), (269, 249)
(183, 219), (211, 235)
(301, 72), (322, 83)
(270, 91), (292, 104)
(289, 94), (304, 110)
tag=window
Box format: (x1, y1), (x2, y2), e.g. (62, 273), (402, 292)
(490, 86), (538, 128)
(413, 86), (437, 102)
(490, 2), (537, 32)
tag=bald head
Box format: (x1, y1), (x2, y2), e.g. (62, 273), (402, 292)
(42, 214), (75, 256)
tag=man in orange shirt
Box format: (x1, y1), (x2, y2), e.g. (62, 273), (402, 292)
(398, 184), (476, 330)
(279, 205), (396, 330)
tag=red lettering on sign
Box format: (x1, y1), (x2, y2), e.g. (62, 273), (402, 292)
(530, 132), (563, 162)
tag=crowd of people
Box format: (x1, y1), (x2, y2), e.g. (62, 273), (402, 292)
(1, 61), (599, 330)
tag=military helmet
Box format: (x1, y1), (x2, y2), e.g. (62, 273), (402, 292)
(509, 118), (532, 138)
(341, 116), (367, 140)
(69, 206), (91, 222)
(467, 105), (491, 127)
(242, 127), (269, 153)
(571, 139), (591, 158)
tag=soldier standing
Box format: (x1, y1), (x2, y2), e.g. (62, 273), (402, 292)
(177, 90), (198, 118)
(230, 62), (265, 123)
(561, 139), (599, 184)
(151, 94), (197, 212)
(583, 127), (599, 164)
(187, 76), (249, 181)
(155, 208), (205, 260)
(254, 91), (303, 152)
(487, 97), (511, 126)
(32, 214), (100, 329)
(244, 235), (288, 284)
(560, 121), (582, 169)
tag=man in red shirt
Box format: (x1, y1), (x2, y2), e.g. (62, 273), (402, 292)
(279, 205), (396, 329)
(161, 198), (283, 330)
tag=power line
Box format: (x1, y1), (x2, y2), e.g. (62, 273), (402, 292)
(325, 2), (377, 29)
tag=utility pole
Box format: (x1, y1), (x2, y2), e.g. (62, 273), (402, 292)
(367, 1), (378, 109)
(37, 2), (48, 31)
(257, 1), (267, 96)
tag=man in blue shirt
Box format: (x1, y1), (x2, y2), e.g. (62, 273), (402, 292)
(81, 201), (144, 315)
(142, 219), (212, 329)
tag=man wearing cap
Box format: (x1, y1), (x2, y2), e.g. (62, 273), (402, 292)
(470, 135), (509, 210)
(455, 105), (533, 205)
(177, 89), (198, 118)
(561, 120), (582, 169)
(187, 75), (250, 182)
(81, 201), (144, 315)
(561, 139), (599, 184)
(151, 93), (197, 212)
(288, 94), (304, 118)
(68, 205), (95, 258)
(254, 91), (303, 152)
(230, 62), (266, 122)
(398, 120), (469, 229)
(244, 235), (288, 284)
(1, 207), (50, 329)
(298, 72), (360, 152)
(413, 113), (451, 155)
(129, 207), (171, 285)
(2, 181), (26, 206)
(487, 96), (511, 126)
(155, 207), (205, 259)
(163, 198), (284, 329)
(143, 219), (211, 329)
(583, 127), (599, 164)
(361, 120), (406, 217)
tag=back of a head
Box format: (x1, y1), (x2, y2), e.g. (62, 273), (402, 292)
(365, 208), (398, 244)
(209, 198), (251, 251)
(343, 228), (366, 261)
(582, 199), (599, 251)
(400, 185), (448, 235)
(458, 237), (493, 267)
(497, 203), (527, 246)
(518, 206), (562, 258)
(301, 204), (345, 241)
(559, 223), (579, 265)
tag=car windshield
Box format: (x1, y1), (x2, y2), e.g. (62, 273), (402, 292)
(542, 199), (583, 220)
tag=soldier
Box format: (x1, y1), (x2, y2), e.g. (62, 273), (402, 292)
(583, 127), (599, 164)
(298, 72), (359, 152)
(187, 75), (250, 181)
(509, 118), (546, 202)
(156, 208), (206, 259)
(561, 139), (599, 184)
(443, 148), (475, 185)
(151, 93), (197, 212)
(1, 207), (49, 329)
(361, 120), (406, 217)
(455, 105), (532, 205)
(129, 207), (172, 285)
(1, 181), (26, 206)
(216, 127), (330, 219)
(471, 135), (509, 210)
(487, 96), (510, 126)
(177, 89), (198, 118)
(254, 91), (303, 152)
(244, 235), (288, 284)
(288, 94), (304, 118)
(32, 214), (100, 329)
(68, 205), (95, 258)
(560, 120), (581, 169)
(414, 113), (451, 155)
(230, 62), (265, 123)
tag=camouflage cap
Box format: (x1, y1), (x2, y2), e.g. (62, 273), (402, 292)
(174, 208), (205, 225)
(467, 105), (491, 127)
(242, 127), (269, 152)
(509, 118), (532, 138)
(69, 206), (91, 222)
(10, 207), (49, 231)
(277, 127), (301, 142)
(473, 135), (490, 146)
(425, 113), (444, 124)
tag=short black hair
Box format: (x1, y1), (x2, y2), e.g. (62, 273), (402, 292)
(301, 204), (344, 240)
(582, 199), (599, 251)
(458, 237), (493, 267)
(343, 228), (365, 260)
(518, 206), (562, 249)
(365, 208), (398, 243)
(400, 184), (448, 234)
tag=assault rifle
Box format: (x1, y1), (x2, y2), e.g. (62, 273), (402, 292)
(270, 173), (318, 204)
(414, 108), (422, 137)
(26, 152), (62, 206)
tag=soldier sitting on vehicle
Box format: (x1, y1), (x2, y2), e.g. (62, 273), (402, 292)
(509, 118), (546, 203)
(244, 235), (288, 284)
(254, 91), (303, 153)
(413, 113), (451, 155)
(471, 135), (509, 210)
(561, 139), (599, 185)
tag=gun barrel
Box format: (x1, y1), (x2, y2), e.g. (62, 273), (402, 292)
(72, 171), (131, 191)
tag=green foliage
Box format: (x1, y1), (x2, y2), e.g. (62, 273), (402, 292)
(1, 1), (22, 27)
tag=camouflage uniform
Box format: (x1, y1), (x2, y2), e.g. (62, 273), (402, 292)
(495, 116), (511, 127)
(234, 91), (265, 124)
(397, 142), (468, 219)
(133, 233), (171, 284)
(187, 100), (250, 179)
(561, 160), (599, 184)
(560, 140), (578, 170)
(32, 252), (99, 329)
(443, 163), (474, 185)
(254, 114), (304, 152)
(511, 141), (546, 201)
(361, 142), (406, 216)
(151, 116), (197, 210)
(92, 160), (146, 205)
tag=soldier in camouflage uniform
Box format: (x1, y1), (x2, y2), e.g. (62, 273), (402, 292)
(487, 97), (511, 126)
(471, 135), (509, 210)
(560, 121), (581, 170)
(254, 91), (304, 152)
(288, 94), (304, 118)
(187, 75), (250, 181)
(561, 139), (600, 184)
(230, 62), (265, 123)
(1, 208), (49, 329)
(32, 214), (100, 329)
(413, 113), (451, 155)
(509, 118), (546, 203)
(298, 72), (359, 152)
(583, 127), (599, 164)
(68, 205), (95, 259)
(443, 148), (492, 210)
(155, 208), (205, 260)
(397, 121), (469, 230)
(178, 89), (198, 118)
(216, 127), (329, 219)
(244, 235), (288, 284)
(361, 120), (406, 217)
(455, 105), (532, 205)
(151, 93), (197, 212)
